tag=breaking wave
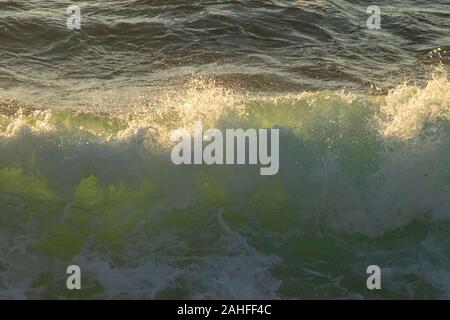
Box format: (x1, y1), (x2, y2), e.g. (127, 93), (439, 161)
(0, 70), (449, 299)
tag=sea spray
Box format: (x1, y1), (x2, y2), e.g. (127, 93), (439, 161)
(0, 74), (449, 299)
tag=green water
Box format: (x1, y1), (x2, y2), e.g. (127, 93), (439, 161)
(0, 76), (449, 299)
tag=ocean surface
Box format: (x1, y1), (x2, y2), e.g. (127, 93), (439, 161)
(0, 0), (449, 299)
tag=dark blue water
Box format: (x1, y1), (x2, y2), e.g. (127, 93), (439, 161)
(0, 0), (448, 106)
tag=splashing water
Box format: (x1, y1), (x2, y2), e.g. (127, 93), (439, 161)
(0, 69), (449, 299)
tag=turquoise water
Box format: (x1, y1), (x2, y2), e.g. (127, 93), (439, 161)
(0, 0), (449, 299)
(1, 74), (450, 298)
